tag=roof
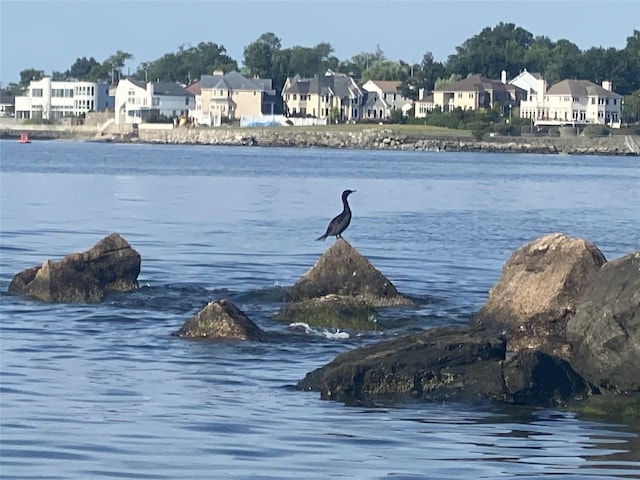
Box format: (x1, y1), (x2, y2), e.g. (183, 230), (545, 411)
(546, 79), (621, 98)
(282, 73), (363, 99)
(151, 81), (194, 97)
(367, 80), (402, 93)
(186, 80), (201, 96)
(416, 94), (434, 104)
(200, 71), (274, 93)
(435, 74), (509, 93)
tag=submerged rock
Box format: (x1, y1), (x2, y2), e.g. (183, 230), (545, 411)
(297, 326), (587, 406)
(286, 238), (412, 307)
(274, 294), (380, 331)
(566, 251), (640, 393)
(175, 299), (265, 341)
(475, 233), (606, 355)
(8, 233), (140, 303)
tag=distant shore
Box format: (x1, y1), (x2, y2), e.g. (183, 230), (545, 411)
(1, 123), (638, 156)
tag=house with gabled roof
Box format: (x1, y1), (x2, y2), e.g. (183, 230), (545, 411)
(519, 79), (622, 127)
(433, 74), (525, 113)
(361, 80), (413, 119)
(198, 70), (276, 122)
(507, 68), (543, 94)
(282, 72), (365, 122)
(414, 88), (435, 118)
(114, 78), (194, 124)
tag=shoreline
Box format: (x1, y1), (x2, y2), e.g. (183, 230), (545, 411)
(2, 124), (638, 156)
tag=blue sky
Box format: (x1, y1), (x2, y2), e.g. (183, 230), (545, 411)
(1, 0), (638, 85)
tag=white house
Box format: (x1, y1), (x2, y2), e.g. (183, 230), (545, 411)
(114, 78), (195, 125)
(14, 77), (113, 120)
(362, 80), (413, 118)
(507, 68), (543, 94)
(519, 79), (622, 127)
(414, 88), (436, 118)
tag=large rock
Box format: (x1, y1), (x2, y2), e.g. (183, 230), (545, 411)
(286, 238), (412, 307)
(274, 294), (380, 331)
(8, 233), (140, 303)
(297, 326), (587, 406)
(174, 299), (265, 341)
(475, 233), (606, 355)
(566, 251), (640, 392)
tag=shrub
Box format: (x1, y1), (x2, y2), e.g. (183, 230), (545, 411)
(547, 126), (560, 137)
(471, 129), (487, 141)
(583, 124), (611, 137)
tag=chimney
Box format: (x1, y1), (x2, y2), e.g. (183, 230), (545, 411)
(602, 80), (612, 91)
(501, 70), (507, 84)
(535, 78), (547, 97)
(418, 88), (425, 100)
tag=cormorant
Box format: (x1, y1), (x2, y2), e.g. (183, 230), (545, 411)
(316, 189), (356, 241)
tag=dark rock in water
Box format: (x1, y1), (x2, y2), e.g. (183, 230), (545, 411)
(474, 233), (605, 356)
(297, 326), (588, 406)
(175, 299), (265, 341)
(8, 233), (140, 303)
(566, 251), (640, 393)
(274, 294), (380, 331)
(502, 350), (588, 405)
(297, 327), (506, 403)
(287, 238), (412, 307)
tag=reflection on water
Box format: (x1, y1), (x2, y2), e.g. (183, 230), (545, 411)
(1, 141), (638, 479)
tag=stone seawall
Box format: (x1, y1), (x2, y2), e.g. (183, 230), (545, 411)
(1, 122), (637, 156)
(135, 127), (635, 156)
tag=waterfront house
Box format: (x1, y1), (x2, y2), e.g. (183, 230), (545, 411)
(361, 80), (413, 119)
(519, 79), (622, 127)
(114, 78), (194, 125)
(414, 88), (436, 118)
(282, 72), (365, 122)
(197, 70), (277, 124)
(14, 77), (113, 120)
(0, 92), (15, 117)
(433, 74), (525, 113)
(507, 69), (543, 95)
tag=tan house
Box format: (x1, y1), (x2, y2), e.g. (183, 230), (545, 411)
(433, 74), (525, 112)
(361, 80), (412, 118)
(519, 79), (622, 127)
(282, 73), (365, 122)
(198, 70), (276, 122)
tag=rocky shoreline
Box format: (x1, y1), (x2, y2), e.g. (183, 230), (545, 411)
(2, 124), (639, 156)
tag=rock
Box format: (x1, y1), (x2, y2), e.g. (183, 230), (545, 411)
(475, 233), (606, 355)
(297, 326), (588, 406)
(174, 298), (265, 341)
(566, 251), (640, 392)
(274, 294), (380, 331)
(297, 327), (506, 403)
(287, 238), (412, 307)
(8, 233), (140, 303)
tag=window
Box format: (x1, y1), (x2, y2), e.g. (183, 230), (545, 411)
(185, 96), (189, 105)
(591, 98), (596, 104)
(32, 88), (43, 97)
(469, 93), (474, 98)
(457, 93), (462, 98)
(293, 94), (297, 100)
(573, 97), (579, 103)
(613, 99), (617, 105)
(152, 97), (160, 106)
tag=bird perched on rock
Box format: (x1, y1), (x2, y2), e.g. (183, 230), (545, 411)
(316, 189), (356, 241)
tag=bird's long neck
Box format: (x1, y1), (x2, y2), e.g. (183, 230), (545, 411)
(341, 195), (351, 212)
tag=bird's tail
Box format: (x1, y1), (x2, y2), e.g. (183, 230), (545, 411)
(315, 234), (328, 241)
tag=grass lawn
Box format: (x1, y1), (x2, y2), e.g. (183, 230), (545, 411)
(229, 123), (473, 138)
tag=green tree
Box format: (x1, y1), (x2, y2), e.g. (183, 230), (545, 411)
(361, 60), (405, 82)
(20, 68), (45, 86)
(243, 32), (282, 79)
(67, 56), (100, 80)
(445, 22), (534, 79)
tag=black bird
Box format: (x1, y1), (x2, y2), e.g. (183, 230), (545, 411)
(316, 189), (356, 241)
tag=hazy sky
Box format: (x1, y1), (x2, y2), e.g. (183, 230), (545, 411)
(1, 0), (638, 84)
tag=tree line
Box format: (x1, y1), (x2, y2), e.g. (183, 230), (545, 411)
(3, 23), (639, 119)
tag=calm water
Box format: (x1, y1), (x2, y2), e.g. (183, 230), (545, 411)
(1, 140), (639, 479)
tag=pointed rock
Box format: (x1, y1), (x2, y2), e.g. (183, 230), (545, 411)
(475, 233), (606, 355)
(8, 233), (140, 303)
(175, 299), (265, 341)
(286, 238), (412, 307)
